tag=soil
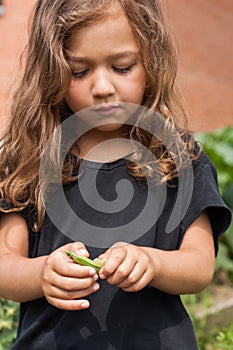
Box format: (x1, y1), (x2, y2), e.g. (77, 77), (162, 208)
(0, 0), (233, 135)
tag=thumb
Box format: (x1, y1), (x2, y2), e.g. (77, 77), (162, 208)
(65, 242), (89, 257)
(98, 242), (127, 261)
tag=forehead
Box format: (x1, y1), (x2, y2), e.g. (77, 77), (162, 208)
(67, 6), (139, 58)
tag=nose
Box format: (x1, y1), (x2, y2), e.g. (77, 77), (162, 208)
(91, 68), (115, 99)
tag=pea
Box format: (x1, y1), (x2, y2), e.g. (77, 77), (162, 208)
(65, 250), (104, 274)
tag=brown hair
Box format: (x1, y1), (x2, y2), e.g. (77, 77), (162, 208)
(0, 0), (197, 230)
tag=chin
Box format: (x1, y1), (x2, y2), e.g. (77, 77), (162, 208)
(95, 123), (125, 133)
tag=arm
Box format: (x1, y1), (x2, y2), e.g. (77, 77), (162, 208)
(143, 210), (215, 294)
(98, 211), (215, 294)
(0, 213), (99, 309)
(0, 213), (46, 301)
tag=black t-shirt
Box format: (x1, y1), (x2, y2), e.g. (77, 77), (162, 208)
(1, 151), (231, 350)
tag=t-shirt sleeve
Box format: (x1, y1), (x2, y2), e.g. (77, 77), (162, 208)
(180, 151), (232, 255)
(0, 196), (30, 220)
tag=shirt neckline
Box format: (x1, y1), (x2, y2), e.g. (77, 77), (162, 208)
(79, 155), (130, 170)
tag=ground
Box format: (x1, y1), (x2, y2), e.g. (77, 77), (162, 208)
(0, 0), (232, 135)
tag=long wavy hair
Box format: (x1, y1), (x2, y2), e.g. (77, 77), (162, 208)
(0, 0), (197, 230)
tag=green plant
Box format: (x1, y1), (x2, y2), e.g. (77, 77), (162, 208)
(197, 127), (233, 194)
(182, 292), (233, 350)
(0, 299), (19, 350)
(182, 292), (215, 349)
(197, 127), (233, 280)
(216, 323), (233, 349)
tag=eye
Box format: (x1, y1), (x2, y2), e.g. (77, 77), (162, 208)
(72, 69), (89, 79)
(113, 65), (134, 74)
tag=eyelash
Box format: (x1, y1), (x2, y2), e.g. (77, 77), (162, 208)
(72, 70), (89, 79)
(71, 65), (134, 79)
(113, 65), (134, 74)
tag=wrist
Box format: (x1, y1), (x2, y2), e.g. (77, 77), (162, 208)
(141, 247), (162, 287)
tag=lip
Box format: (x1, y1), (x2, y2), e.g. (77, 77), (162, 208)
(93, 104), (121, 115)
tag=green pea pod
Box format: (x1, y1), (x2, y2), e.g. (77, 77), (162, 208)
(65, 250), (104, 274)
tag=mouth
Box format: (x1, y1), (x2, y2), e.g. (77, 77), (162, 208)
(93, 103), (121, 115)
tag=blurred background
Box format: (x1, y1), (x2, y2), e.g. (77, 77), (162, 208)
(0, 0), (232, 135)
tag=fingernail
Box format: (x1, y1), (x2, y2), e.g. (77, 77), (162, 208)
(78, 249), (88, 255)
(93, 274), (99, 281)
(99, 273), (106, 280)
(81, 301), (89, 309)
(93, 283), (100, 291)
(89, 268), (96, 276)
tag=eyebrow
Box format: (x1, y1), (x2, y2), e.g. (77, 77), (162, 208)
(66, 51), (139, 63)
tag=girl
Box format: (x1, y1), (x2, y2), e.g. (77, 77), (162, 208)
(0, 0), (231, 349)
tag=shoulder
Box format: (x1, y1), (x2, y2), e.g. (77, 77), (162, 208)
(156, 143), (231, 253)
(182, 145), (231, 252)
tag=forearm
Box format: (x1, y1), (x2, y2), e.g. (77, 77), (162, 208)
(142, 247), (215, 295)
(0, 254), (47, 302)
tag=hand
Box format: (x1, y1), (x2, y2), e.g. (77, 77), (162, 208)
(41, 242), (100, 310)
(98, 242), (155, 292)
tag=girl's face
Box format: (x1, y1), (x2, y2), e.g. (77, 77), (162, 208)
(65, 5), (146, 132)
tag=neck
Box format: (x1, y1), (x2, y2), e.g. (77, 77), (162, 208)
(73, 126), (134, 162)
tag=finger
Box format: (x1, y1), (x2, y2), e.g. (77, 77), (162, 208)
(63, 242), (89, 257)
(98, 242), (128, 262)
(47, 269), (99, 291)
(111, 241), (128, 248)
(47, 281), (100, 302)
(97, 249), (112, 264)
(52, 251), (97, 278)
(105, 258), (137, 285)
(116, 262), (146, 289)
(46, 297), (91, 311)
(99, 247), (127, 279)
(121, 268), (151, 292)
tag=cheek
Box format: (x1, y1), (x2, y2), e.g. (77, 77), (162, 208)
(65, 83), (84, 111)
(125, 74), (145, 103)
